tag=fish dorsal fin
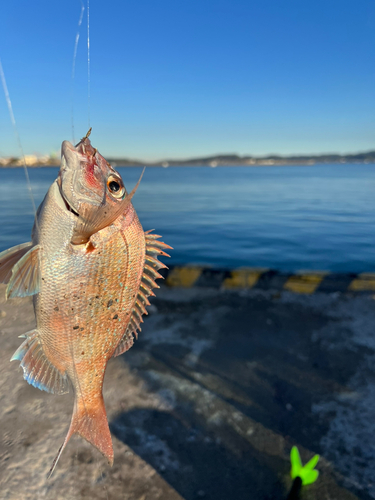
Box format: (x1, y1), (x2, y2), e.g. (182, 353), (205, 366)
(11, 330), (69, 395)
(113, 230), (172, 357)
(0, 242), (33, 285)
(113, 331), (134, 357)
(6, 245), (41, 299)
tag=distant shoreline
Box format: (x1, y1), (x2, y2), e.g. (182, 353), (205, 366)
(1, 150), (375, 168)
(2, 162), (375, 169)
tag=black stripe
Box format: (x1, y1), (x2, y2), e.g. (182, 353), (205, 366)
(253, 270), (291, 290)
(161, 266), (375, 294)
(195, 268), (231, 288)
(316, 273), (357, 293)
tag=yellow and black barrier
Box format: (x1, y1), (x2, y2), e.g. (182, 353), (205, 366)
(160, 266), (375, 294)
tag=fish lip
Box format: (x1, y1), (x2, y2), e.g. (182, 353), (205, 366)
(61, 140), (79, 166)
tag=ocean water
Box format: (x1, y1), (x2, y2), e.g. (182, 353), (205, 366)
(1, 164), (375, 273)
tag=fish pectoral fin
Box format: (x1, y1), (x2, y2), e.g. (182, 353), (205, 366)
(0, 242), (33, 286)
(6, 244), (41, 299)
(11, 330), (69, 395)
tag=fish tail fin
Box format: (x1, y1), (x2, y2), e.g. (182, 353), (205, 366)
(47, 394), (113, 478)
(73, 395), (114, 464)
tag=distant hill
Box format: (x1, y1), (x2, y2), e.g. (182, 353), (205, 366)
(108, 150), (375, 167)
(2, 150), (375, 168)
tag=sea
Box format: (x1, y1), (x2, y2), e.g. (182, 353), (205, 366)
(1, 164), (375, 273)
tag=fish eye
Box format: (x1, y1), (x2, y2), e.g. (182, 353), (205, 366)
(107, 175), (125, 198)
(109, 181), (120, 192)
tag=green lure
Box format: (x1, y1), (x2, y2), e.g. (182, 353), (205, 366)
(290, 446), (320, 486)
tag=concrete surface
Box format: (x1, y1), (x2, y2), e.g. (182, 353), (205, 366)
(1, 284), (375, 500)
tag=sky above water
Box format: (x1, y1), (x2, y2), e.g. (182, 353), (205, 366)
(0, 0), (374, 160)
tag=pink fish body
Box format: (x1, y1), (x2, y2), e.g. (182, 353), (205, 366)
(0, 130), (171, 475)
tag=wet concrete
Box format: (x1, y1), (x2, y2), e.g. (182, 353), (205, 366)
(0, 285), (375, 499)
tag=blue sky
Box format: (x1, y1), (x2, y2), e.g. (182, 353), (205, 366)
(0, 0), (374, 160)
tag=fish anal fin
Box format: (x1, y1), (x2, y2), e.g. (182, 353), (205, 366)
(6, 245), (41, 299)
(11, 330), (69, 395)
(48, 394), (113, 478)
(0, 242), (33, 285)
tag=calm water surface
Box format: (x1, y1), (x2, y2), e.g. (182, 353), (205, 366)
(1, 164), (375, 272)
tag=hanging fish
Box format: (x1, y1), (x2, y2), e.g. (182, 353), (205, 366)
(0, 129), (171, 476)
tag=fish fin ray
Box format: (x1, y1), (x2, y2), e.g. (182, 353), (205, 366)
(6, 245), (41, 299)
(11, 330), (69, 395)
(0, 242), (33, 286)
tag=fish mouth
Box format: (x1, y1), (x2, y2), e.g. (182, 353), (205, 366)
(62, 196), (80, 217)
(56, 166), (79, 217)
(56, 177), (80, 217)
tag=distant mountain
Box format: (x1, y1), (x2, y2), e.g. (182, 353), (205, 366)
(108, 150), (375, 167)
(2, 150), (375, 168)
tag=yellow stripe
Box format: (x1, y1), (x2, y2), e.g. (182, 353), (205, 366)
(223, 268), (268, 289)
(283, 272), (328, 294)
(348, 273), (375, 292)
(166, 266), (203, 287)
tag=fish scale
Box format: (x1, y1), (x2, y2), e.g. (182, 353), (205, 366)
(0, 131), (171, 476)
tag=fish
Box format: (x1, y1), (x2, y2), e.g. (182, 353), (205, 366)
(0, 129), (171, 476)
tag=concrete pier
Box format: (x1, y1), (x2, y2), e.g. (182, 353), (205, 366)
(0, 284), (375, 499)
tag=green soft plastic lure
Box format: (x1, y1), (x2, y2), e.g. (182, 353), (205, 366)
(290, 446), (320, 486)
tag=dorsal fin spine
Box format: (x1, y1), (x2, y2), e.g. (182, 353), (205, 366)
(145, 239), (173, 250)
(140, 283), (155, 296)
(145, 255), (168, 270)
(146, 246), (171, 258)
(145, 229), (161, 240)
(136, 300), (148, 316)
(130, 318), (140, 333)
(144, 263), (163, 280)
(142, 274), (159, 289)
(138, 290), (151, 306)
(132, 308), (143, 324)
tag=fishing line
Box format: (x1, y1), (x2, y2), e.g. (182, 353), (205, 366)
(71, 0), (90, 141)
(0, 58), (38, 221)
(65, 5), (89, 480)
(71, 1), (85, 144)
(55, 4), (109, 491)
(87, 0), (91, 129)
(48, 1), (95, 480)
(1, 5), (108, 486)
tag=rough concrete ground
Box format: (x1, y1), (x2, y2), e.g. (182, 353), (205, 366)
(0, 284), (375, 500)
